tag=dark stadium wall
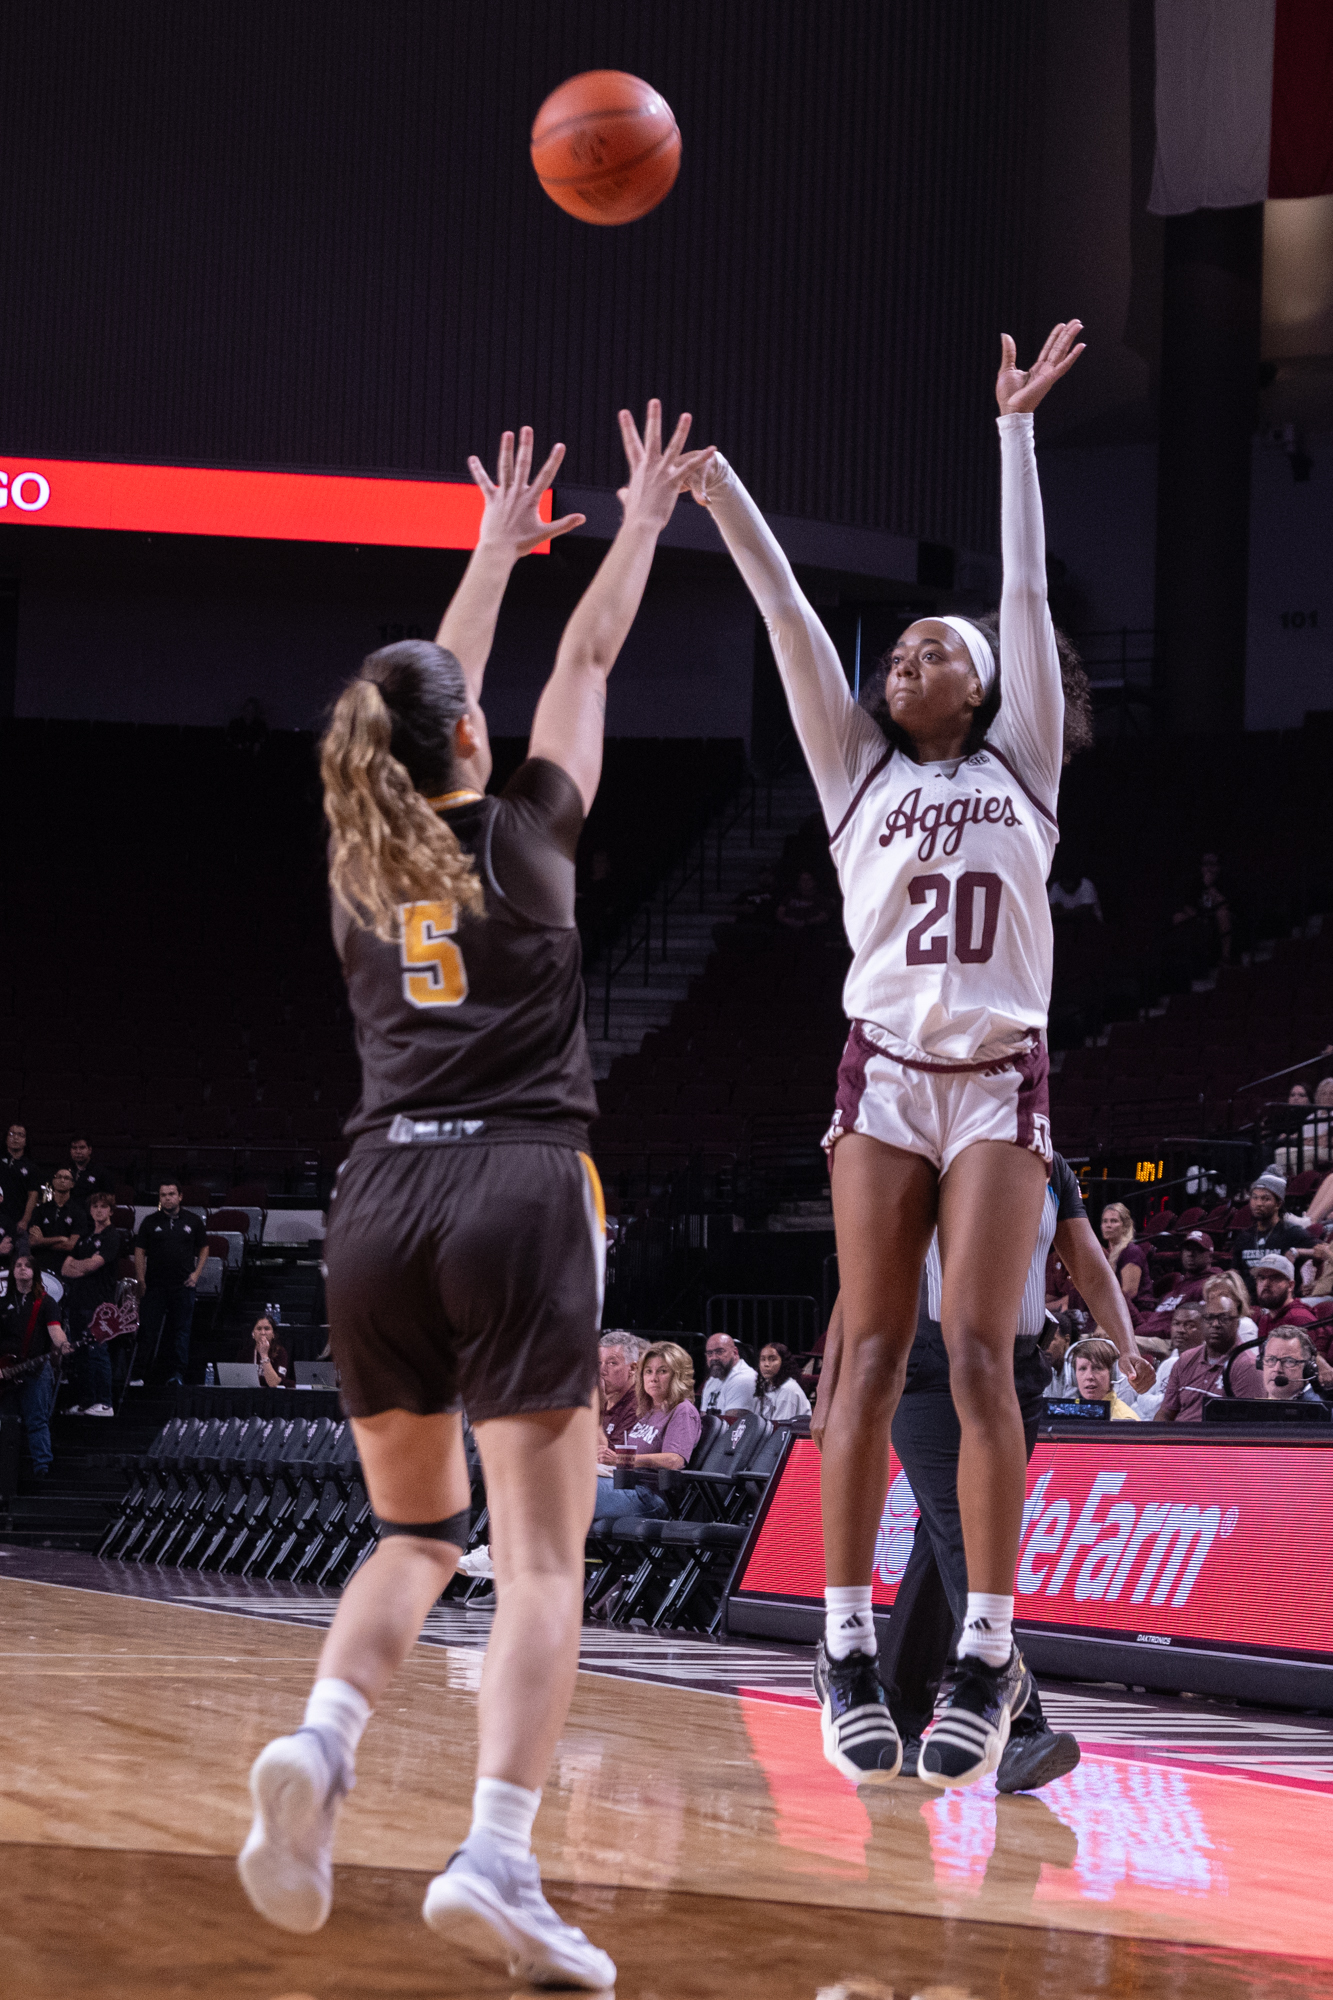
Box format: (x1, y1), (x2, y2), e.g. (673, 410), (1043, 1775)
(0, 0), (1046, 558)
(3, 530), (757, 736)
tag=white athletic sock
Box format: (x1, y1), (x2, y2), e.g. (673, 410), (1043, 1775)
(957, 1593), (1014, 1668)
(302, 1677), (372, 1771)
(824, 1584), (876, 1661)
(470, 1776), (541, 1862)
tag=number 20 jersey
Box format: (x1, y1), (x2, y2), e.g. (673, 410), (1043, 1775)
(830, 740), (1059, 1068)
(332, 757), (598, 1150)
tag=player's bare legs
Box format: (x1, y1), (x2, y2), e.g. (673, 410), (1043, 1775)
(936, 1142), (1049, 1593)
(813, 1134), (937, 1782)
(238, 1409), (467, 1934)
(920, 1139), (1049, 1789)
(424, 1404), (614, 1988)
(316, 1410), (470, 1694)
(469, 1406), (597, 1785)
(823, 1134), (938, 1582)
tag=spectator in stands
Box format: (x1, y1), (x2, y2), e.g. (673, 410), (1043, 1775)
(1038, 1312), (1077, 1397)
(1253, 1254), (1317, 1341)
(1134, 1231), (1215, 1344)
(28, 1169), (88, 1275)
(776, 870), (830, 933)
(1133, 1302), (1208, 1421)
(1047, 863), (1102, 922)
(1068, 1337), (1141, 1419)
(1204, 1269), (1260, 1341)
(592, 1342), (703, 1521)
(1297, 1240), (1333, 1298)
(1260, 1329), (1324, 1405)
(596, 1331), (645, 1461)
(1172, 850), (1233, 964)
(246, 1312), (291, 1387)
(1156, 1288), (1258, 1420)
(1289, 1083), (1311, 1105)
(134, 1180), (209, 1385)
(734, 867), (779, 927)
(1275, 1076), (1333, 1176)
(755, 1342), (813, 1424)
(69, 1137), (116, 1210)
(62, 1191), (125, 1416)
(0, 1250), (71, 1476)
(700, 1333), (758, 1415)
(0, 1123), (40, 1233)
(1098, 1203), (1153, 1309)
(1234, 1172), (1313, 1275)
(0, 1202), (14, 1261)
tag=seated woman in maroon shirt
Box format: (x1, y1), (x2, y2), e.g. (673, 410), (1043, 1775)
(592, 1341), (702, 1521)
(1099, 1202), (1153, 1312)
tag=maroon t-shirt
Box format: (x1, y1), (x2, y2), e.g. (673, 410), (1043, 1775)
(1135, 1274), (1210, 1340)
(601, 1384), (639, 1447)
(620, 1401), (703, 1462)
(1113, 1243), (1154, 1308)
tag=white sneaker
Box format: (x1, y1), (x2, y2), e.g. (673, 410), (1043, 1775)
(237, 1725), (351, 1933)
(85, 1404), (115, 1417)
(423, 1829), (616, 1990)
(64, 1405), (83, 1416)
(456, 1546), (494, 1578)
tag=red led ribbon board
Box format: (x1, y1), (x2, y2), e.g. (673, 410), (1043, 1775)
(0, 456), (544, 550)
(738, 1436), (1333, 1659)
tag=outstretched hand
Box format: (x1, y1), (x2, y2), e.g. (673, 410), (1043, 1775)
(468, 427), (586, 555)
(616, 400), (716, 533)
(996, 320), (1085, 415)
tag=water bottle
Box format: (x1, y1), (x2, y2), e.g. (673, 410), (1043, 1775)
(205, 1362), (216, 1387)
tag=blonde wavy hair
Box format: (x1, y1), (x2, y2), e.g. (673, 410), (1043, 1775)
(1100, 1202), (1135, 1253)
(321, 641), (484, 942)
(635, 1341), (696, 1416)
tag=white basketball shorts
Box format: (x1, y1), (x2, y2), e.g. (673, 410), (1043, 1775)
(822, 1021), (1052, 1175)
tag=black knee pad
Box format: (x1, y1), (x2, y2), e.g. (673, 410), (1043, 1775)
(376, 1509), (471, 1547)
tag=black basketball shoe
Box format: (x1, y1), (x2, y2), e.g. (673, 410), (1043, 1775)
(813, 1640), (903, 1784)
(918, 1645), (1033, 1790)
(995, 1705), (1081, 1793)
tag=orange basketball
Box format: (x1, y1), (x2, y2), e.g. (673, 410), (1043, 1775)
(531, 70), (681, 226)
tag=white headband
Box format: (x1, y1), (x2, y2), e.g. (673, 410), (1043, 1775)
(940, 616), (997, 695)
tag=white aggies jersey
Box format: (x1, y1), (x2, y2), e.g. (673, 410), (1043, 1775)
(830, 738), (1057, 1064)
(700, 412), (1064, 1069)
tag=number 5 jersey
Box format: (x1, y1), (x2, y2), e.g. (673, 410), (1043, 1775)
(332, 758), (598, 1151)
(701, 413), (1062, 1069)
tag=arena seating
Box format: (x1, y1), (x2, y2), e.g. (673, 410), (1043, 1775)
(98, 1410), (374, 1583)
(0, 720), (743, 1196)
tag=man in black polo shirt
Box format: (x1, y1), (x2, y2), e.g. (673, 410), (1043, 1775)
(0, 1122), (40, 1234)
(69, 1137), (116, 1211)
(134, 1180), (209, 1384)
(62, 1191), (125, 1416)
(29, 1168), (89, 1276)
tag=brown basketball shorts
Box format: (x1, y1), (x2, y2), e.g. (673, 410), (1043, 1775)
(323, 1138), (606, 1423)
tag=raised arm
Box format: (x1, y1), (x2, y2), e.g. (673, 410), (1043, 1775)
(529, 402), (714, 814)
(690, 457), (884, 832)
(435, 428), (586, 702)
(986, 322), (1084, 811)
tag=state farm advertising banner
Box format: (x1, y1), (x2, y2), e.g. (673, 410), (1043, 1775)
(0, 455), (529, 550)
(738, 1438), (1333, 1659)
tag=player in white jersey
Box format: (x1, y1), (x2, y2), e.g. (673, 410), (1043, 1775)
(690, 322), (1090, 1787)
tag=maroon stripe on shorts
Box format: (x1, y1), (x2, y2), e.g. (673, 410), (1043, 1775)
(1014, 1037), (1052, 1159)
(823, 1022), (875, 1153)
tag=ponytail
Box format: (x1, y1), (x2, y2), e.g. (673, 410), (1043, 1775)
(320, 644), (485, 943)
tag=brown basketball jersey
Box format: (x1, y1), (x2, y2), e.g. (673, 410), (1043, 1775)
(333, 757), (597, 1149)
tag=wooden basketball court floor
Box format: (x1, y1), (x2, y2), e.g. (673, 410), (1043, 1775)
(4, 1549), (1333, 1999)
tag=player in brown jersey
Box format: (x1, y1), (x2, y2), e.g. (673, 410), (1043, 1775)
(237, 408), (714, 1989)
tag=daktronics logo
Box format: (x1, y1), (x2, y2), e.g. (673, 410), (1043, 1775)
(1015, 1468), (1225, 1612)
(738, 1437), (1333, 1658)
(0, 469), (51, 511)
